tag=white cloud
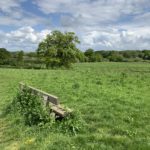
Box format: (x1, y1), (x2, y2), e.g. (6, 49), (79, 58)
(0, 11), (50, 27)
(0, 26), (51, 51)
(0, 0), (23, 13)
(35, 0), (150, 24)
(80, 26), (150, 50)
(0, 0), (51, 27)
(1, 25), (150, 51)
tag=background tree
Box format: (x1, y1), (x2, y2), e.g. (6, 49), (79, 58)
(108, 51), (124, 62)
(37, 30), (81, 68)
(84, 49), (103, 62)
(17, 51), (24, 62)
(142, 50), (150, 60)
(0, 48), (11, 65)
(94, 52), (103, 62)
(84, 49), (94, 62)
(16, 51), (24, 66)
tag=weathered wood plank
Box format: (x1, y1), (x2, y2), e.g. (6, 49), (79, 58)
(19, 82), (59, 105)
(19, 82), (71, 118)
(51, 105), (66, 117)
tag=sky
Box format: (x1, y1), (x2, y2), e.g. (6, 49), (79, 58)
(0, 0), (150, 51)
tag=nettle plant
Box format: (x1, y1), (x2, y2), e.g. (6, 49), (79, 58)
(13, 87), (51, 126)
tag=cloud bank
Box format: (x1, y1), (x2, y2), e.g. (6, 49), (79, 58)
(0, 0), (150, 51)
(0, 26), (51, 51)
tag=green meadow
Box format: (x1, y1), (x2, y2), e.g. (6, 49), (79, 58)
(0, 62), (150, 150)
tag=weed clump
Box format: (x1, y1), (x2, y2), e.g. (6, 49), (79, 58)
(55, 111), (85, 135)
(12, 87), (51, 126)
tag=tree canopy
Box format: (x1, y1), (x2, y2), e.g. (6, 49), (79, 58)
(0, 48), (11, 65)
(0, 48), (11, 60)
(84, 49), (103, 62)
(37, 30), (81, 68)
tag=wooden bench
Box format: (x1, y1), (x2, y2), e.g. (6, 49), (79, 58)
(19, 82), (71, 118)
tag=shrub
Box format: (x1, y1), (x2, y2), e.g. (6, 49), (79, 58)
(12, 87), (51, 126)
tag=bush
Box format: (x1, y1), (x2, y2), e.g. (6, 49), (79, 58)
(12, 87), (51, 126)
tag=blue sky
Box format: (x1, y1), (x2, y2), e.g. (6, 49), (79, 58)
(0, 0), (150, 51)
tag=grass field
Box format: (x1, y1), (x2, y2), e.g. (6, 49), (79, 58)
(0, 62), (150, 150)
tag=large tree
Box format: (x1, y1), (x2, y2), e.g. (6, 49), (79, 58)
(37, 30), (81, 68)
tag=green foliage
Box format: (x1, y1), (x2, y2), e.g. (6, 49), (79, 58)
(108, 51), (124, 62)
(17, 51), (24, 64)
(84, 48), (103, 62)
(0, 48), (11, 65)
(143, 50), (150, 60)
(37, 30), (81, 68)
(84, 48), (94, 62)
(0, 47), (150, 69)
(0, 48), (11, 60)
(95, 50), (150, 62)
(56, 111), (85, 135)
(12, 87), (51, 126)
(95, 53), (103, 62)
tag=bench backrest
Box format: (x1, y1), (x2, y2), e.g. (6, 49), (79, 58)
(19, 82), (59, 105)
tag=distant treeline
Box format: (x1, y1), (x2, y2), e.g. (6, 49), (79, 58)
(0, 48), (150, 69)
(84, 48), (150, 62)
(0, 48), (43, 69)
